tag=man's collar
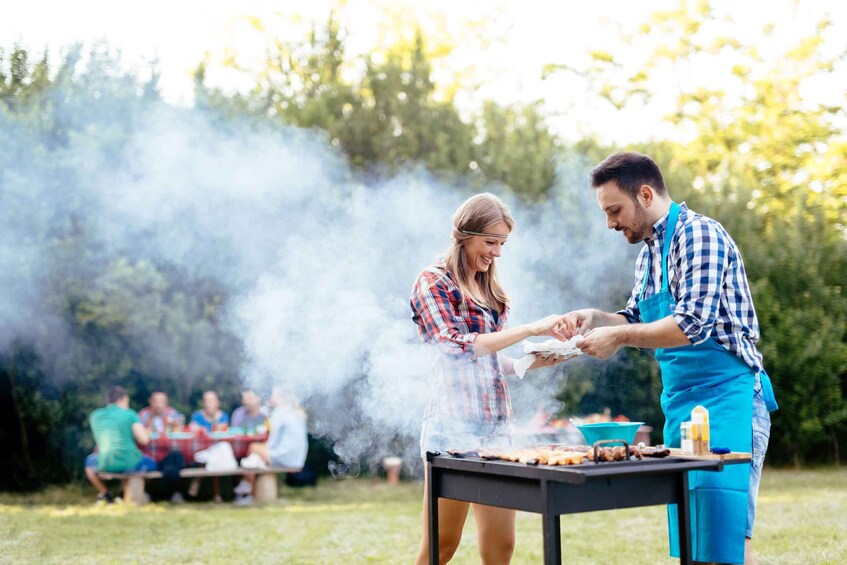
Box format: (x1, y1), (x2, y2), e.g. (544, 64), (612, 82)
(648, 202), (685, 243)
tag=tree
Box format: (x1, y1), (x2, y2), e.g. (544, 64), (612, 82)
(544, 0), (847, 464)
(196, 13), (560, 202)
(0, 44), (242, 487)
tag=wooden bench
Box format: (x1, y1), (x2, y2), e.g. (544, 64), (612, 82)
(97, 467), (300, 505)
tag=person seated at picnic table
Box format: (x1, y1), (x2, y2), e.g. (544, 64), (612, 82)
(235, 387), (309, 504)
(84, 385), (156, 504)
(230, 389), (268, 434)
(139, 390), (185, 433)
(187, 390), (230, 502)
(189, 390), (230, 432)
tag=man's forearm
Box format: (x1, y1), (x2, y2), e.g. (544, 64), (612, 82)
(591, 310), (630, 329)
(613, 316), (691, 349)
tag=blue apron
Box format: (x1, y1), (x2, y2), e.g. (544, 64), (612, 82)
(637, 202), (777, 564)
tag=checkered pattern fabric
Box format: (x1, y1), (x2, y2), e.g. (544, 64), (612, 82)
(138, 407), (184, 433)
(618, 202), (764, 373)
(142, 431), (268, 464)
(410, 262), (513, 424)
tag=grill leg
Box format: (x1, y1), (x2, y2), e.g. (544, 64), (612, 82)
(677, 472), (693, 564)
(541, 479), (562, 565)
(427, 462), (439, 565)
(542, 512), (561, 565)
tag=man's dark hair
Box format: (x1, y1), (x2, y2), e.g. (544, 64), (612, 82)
(107, 385), (129, 404)
(589, 152), (668, 199)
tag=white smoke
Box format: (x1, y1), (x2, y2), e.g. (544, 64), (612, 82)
(1, 84), (636, 474)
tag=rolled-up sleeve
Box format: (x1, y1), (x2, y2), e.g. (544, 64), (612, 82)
(672, 219), (728, 345)
(411, 273), (477, 355)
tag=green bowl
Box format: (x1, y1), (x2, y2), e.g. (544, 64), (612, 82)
(574, 422), (644, 446)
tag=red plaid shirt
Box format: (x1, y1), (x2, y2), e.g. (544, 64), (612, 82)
(410, 263), (513, 424)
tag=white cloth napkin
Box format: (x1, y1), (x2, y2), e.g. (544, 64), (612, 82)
(513, 335), (584, 379)
(194, 441), (239, 471)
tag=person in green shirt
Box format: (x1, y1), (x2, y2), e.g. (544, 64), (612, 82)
(84, 385), (156, 503)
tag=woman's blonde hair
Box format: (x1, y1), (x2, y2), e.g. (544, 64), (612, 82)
(444, 193), (514, 314)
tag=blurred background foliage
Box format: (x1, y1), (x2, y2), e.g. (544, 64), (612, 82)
(1, 1), (845, 489)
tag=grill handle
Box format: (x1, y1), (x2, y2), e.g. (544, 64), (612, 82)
(592, 439), (631, 463)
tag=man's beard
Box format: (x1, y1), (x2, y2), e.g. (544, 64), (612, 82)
(626, 204), (652, 244)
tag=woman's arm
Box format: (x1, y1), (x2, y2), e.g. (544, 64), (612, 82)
(411, 270), (565, 358)
(472, 314), (564, 357)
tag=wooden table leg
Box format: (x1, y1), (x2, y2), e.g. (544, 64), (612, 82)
(124, 476), (146, 505)
(254, 473), (278, 503)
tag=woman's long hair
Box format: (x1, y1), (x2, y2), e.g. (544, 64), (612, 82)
(444, 193), (514, 315)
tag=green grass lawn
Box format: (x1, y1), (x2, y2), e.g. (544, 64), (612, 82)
(1, 468), (845, 564)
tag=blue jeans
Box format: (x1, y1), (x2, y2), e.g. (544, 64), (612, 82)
(747, 381), (771, 538)
(85, 453), (158, 472)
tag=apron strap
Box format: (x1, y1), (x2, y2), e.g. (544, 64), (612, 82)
(638, 202), (680, 301)
(660, 202), (680, 292)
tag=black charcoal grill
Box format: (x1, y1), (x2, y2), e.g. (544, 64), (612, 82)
(425, 449), (749, 565)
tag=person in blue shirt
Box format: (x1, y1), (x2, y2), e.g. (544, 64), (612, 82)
(235, 387), (308, 504)
(187, 390), (230, 502)
(230, 389), (268, 433)
(189, 390), (230, 431)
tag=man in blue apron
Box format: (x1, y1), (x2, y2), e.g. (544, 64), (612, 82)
(558, 152), (778, 564)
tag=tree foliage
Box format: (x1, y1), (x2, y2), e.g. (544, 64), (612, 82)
(0, 46), (242, 488)
(196, 14), (559, 202)
(1, 1), (845, 491)
(546, 1), (847, 465)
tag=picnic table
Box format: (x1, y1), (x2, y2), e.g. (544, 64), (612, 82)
(96, 428), (301, 505)
(142, 428), (268, 464)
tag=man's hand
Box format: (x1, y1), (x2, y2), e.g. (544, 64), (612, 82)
(576, 326), (623, 359)
(558, 309), (597, 338)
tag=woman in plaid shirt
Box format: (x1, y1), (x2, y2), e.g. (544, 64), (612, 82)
(411, 193), (568, 565)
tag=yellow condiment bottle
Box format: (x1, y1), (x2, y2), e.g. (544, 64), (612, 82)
(691, 405), (710, 455)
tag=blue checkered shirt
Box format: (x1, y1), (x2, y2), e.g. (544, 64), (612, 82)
(617, 202), (765, 373)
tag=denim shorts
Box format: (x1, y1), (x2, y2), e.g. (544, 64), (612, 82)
(85, 453), (158, 472)
(747, 381), (771, 538)
(420, 415), (512, 458)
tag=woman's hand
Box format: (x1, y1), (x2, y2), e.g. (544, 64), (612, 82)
(527, 314), (568, 338)
(527, 353), (571, 371)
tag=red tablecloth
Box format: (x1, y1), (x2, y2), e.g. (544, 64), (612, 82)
(142, 430), (269, 464)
